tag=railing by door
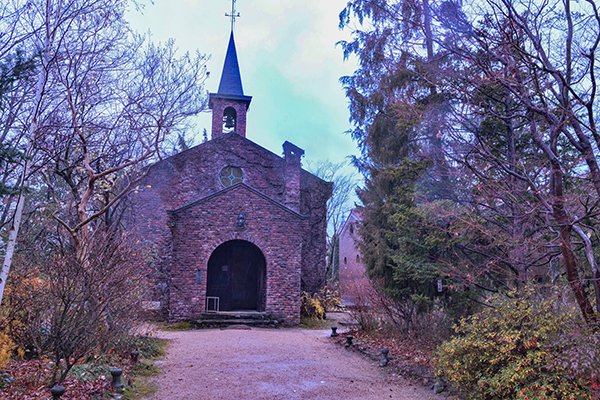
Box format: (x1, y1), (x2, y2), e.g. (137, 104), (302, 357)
(205, 296), (220, 312)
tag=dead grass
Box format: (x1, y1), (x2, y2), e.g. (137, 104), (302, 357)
(122, 351), (166, 399)
(300, 316), (331, 330)
(123, 380), (159, 400)
(160, 321), (194, 331)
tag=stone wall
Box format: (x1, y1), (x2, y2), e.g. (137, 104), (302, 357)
(168, 184), (306, 324)
(299, 174), (331, 293)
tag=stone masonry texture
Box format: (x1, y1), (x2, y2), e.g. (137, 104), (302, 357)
(128, 133), (332, 324)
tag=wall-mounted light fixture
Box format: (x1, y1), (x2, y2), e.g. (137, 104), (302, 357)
(237, 211), (246, 228)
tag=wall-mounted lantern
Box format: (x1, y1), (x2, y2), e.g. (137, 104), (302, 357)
(237, 211), (246, 228)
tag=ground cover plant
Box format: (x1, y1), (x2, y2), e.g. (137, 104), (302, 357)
(0, 335), (166, 400)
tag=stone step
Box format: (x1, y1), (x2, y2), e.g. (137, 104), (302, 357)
(199, 311), (273, 321)
(192, 318), (280, 328)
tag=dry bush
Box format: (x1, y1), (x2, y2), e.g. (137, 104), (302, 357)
(2, 228), (148, 384)
(346, 280), (420, 333)
(346, 279), (380, 331)
(410, 308), (453, 344)
(43, 229), (148, 383)
(347, 280), (452, 344)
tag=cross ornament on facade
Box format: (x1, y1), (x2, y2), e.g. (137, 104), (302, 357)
(225, 0), (240, 31)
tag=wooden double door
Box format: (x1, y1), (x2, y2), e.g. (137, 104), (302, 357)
(206, 240), (266, 311)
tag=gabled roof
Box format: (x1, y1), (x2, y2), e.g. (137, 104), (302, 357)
(340, 208), (362, 236)
(151, 133), (331, 190)
(169, 182), (307, 220)
(218, 31), (245, 96)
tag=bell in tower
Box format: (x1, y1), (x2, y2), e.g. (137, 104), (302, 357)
(223, 107), (237, 133)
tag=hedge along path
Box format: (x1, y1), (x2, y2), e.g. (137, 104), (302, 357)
(145, 327), (442, 400)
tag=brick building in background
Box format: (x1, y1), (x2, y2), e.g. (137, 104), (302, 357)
(338, 209), (373, 307)
(128, 32), (332, 324)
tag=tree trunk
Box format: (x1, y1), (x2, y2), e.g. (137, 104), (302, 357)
(0, 0), (59, 306)
(573, 224), (600, 313)
(332, 233), (340, 282)
(551, 160), (596, 323)
(0, 193), (25, 304)
(422, 0), (450, 197)
(505, 96), (527, 287)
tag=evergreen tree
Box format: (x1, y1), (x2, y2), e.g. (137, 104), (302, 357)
(339, 1), (467, 323)
(0, 50), (35, 197)
(340, 0), (600, 324)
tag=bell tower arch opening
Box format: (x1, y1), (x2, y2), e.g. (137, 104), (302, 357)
(206, 240), (266, 312)
(222, 106), (237, 133)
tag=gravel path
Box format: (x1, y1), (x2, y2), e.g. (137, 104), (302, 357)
(146, 327), (441, 400)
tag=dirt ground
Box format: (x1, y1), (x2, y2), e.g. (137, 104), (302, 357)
(146, 327), (442, 400)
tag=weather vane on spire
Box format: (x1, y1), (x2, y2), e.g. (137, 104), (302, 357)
(225, 0), (240, 32)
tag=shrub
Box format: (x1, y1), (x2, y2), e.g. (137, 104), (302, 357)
(345, 277), (380, 331)
(300, 286), (342, 320)
(70, 359), (111, 382)
(1, 229), (149, 383)
(434, 292), (597, 400)
(347, 302), (379, 332)
(0, 332), (15, 368)
(42, 231), (148, 383)
(0, 264), (49, 353)
(301, 292), (326, 319)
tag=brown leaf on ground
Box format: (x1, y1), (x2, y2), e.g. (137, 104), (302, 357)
(334, 329), (437, 382)
(0, 359), (117, 399)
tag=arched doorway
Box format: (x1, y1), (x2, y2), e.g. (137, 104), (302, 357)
(206, 240), (266, 311)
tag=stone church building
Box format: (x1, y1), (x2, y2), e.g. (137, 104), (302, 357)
(338, 209), (372, 307)
(129, 32), (332, 325)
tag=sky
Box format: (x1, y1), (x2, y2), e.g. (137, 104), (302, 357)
(127, 0), (359, 170)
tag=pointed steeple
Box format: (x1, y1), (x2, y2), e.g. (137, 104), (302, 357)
(209, 31), (252, 140)
(218, 32), (245, 96)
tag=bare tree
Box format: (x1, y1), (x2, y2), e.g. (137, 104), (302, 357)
(0, 0), (62, 306)
(441, 0), (600, 322)
(309, 160), (359, 282)
(0, 0), (208, 306)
